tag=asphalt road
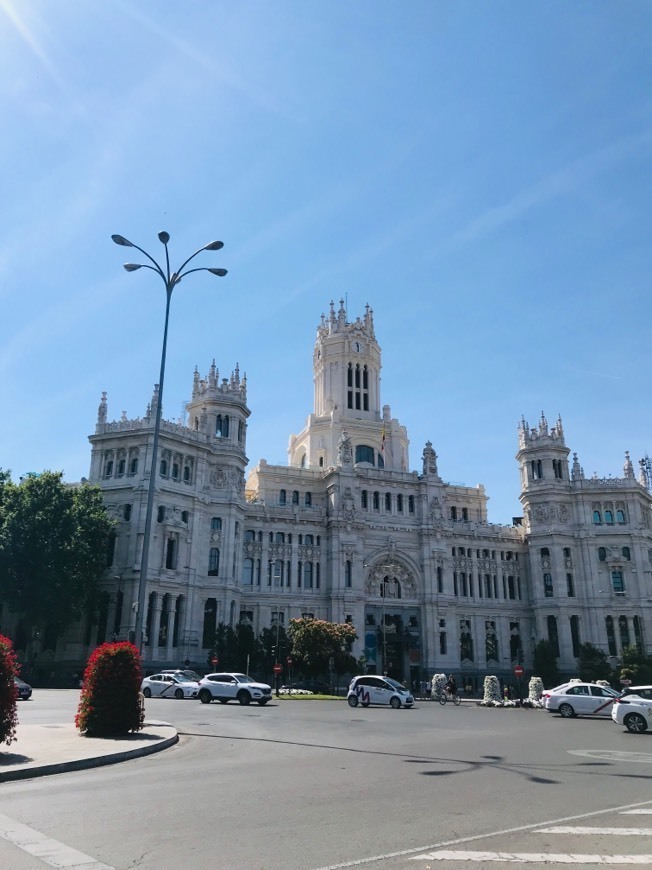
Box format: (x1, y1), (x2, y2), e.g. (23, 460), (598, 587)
(1, 691), (651, 869)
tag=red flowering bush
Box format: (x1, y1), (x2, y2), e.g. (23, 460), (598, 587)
(75, 642), (144, 737)
(0, 634), (19, 746)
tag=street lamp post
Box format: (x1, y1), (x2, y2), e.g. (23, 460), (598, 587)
(111, 231), (227, 654)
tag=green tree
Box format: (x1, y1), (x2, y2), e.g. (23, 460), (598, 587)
(288, 617), (357, 678)
(532, 639), (560, 688)
(621, 645), (652, 684)
(0, 471), (114, 647)
(577, 642), (612, 683)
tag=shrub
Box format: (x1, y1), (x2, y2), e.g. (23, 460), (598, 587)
(430, 673), (447, 698)
(0, 634), (19, 746)
(482, 675), (502, 705)
(75, 642), (143, 737)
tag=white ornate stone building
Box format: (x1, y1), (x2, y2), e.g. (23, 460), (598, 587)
(77, 301), (652, 685)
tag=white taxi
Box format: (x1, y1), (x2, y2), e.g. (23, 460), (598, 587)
(612, 690), (652, 734)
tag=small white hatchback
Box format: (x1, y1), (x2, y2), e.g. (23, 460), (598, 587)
(347, 675), (414, 709)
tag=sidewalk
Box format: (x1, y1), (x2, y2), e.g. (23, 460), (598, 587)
(0, 720), (178, 783)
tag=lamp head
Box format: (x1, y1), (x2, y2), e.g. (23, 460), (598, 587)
(111, 234), (133, 247)
(123, 263), (142, 272)
(158, 231), (170, 245)
(204, 240), (224, 251)
(208, 268), (228, 277)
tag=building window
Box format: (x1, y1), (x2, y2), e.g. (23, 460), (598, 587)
(361, 490), (368, 509)
(202, 598), (217, 648)
(547, 615), (559, 657)
(618, 615), (630, 649)
(124, 504), (132, 521)
(566, 573), (574, 597)
(605, 509), (614, 525)
(508, 576), (516, 600)
(118, 458), (126, 476)
(171, 462), (179, 480)
(183, 464), (191, 482)
(408, 495), (415, 514)
(593, 509), (602, 524)
(279, 489), (287, 506)
(238, 420), (245, 443)
(543, 573), (554, 597)
(616, 509), (626, 524)
(439, 632), (447, 655)
(345, 561), (352, 588)
(215, 414), (229, 437)
(436, 566), (443, 594)
(166, 537), (177, 570)
(242, 558), (253, 585)
(611, 570), (625, 593)
(605, 616), (617, 656)
(397, 494), (403, 512)
(104, 459), (114, 478)
(622, 547), (631, 561)
(292, 490), (299, 505)
(373, 491), (380, 511)
(304, 562), (313, 589)
(211, 517), (222, 531)
(462, 508), (468, 522)
(244, 530), (255, 542)
(159, 459), (168, 477)
(304, 534), (313, 545)
(569, 615), (581, 658)
(157, 506), (165, 523)
(129, 457), (138, 475)
(305, 492), (312, 507)
(450, 506), (457, 521)
(384, 492), (391, 511)
(208, 548), (220, 576)
(553, 459), (563, 479)
(563, 547), (571, 560)
(355, 444), (375, 465)
(633, 616), (644, 652)
(598, 547), (606, 562)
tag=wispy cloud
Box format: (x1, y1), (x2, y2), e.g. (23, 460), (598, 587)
(430, 130), (652, 256)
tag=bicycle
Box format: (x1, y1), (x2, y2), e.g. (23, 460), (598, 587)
(436, 689), (461, 706)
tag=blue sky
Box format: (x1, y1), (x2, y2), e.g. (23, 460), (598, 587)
(1, 1), (651, 524)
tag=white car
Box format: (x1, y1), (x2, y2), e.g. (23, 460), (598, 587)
(612, 687), (652, 733)
(141, 673), (199, 700)
(197, 672), (272, 706)
(347, 675), (414, 709)
(543, 681), (620, 718)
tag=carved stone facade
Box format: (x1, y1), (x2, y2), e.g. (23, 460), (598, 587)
(35, 304), (651, 685)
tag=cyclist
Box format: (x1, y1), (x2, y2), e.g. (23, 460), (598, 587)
(445, 675), (457, 699)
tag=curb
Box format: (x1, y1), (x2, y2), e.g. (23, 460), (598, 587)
(0, 729), (178, 784)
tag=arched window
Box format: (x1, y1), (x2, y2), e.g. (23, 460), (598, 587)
(450, 506), (457, 521)
(605, 510), (614, 524)
(157, 506), (166, 523)
(373, 491), (380, 511)
(159, 459), (168, 477)
(118, 458), (126, 476)
(611, 570), (624, 593)
(616, 509), (626, 524)
(345, 561), (352, 588)
(397, 494), (403, 512)
(598, 547), (606, 562)
(275, 532), (285, 543)
(300, 454), (306, 468)
(436, 566), (443, 593)
(355, 444), (375, 465)
(124, 504), (132, 521)
(543, 573), (554, 597)
(171, 463), (179, 480)
(408, 495), (415, 514)
(361, 490), (368, 509)
(279, 489), (287, 506)
(384, 492), (392, 511)
(244, 529), (255, 542)
(208, 548), (220, 576)
(304, 534), (314, 545)
(593, 509), (602, 524)
(238, 420), (245, 443)
(166, 537), (177, 570)
(618, 615), (630, 649)
(622, 547), (631, 561)
(104, 459), (114, 478)
(183, 464), (191, 482)
(304, 562), (313, 589)
(292, 490), (299, 505)
(129, 457), (138, 475)
(304, 492), (312, 507)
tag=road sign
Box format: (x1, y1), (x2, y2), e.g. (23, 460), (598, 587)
(273, 663), (282, 675)
(211, 655), (218, 666)
(287, 657), (293, 666)
(513, 665), (524, 678)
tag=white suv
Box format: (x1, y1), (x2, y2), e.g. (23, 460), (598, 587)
(197, 673), (272, 706)
(347, 675), (414, 709)
(612, 687), (652, 733)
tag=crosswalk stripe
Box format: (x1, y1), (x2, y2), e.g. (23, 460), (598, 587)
(411, 851), (652, 864)
(0, 811), (114, 869)
(537, 826), (652, 836)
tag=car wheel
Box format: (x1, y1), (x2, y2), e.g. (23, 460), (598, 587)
(143, 687), (152, 698)
(258, 699), (269, 705)
(237, 690), (251, 706)
(219, 699), (228, 704)
(390, 696), (401, 709)
(199, 689), (212, 704)
(347, 695), (358, 707)
(558, 703), (575, 718)
(624, 713), (648, 734)
(174, 688), (184, 700)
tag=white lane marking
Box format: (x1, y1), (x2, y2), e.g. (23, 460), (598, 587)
(622, 809), (652, 815)
(411, 852), (652, 864)
(569, 750), (652, 764)
(0, 811), (113, 869)
(312, 798), (652, 869)
(537, 826), (652, 836)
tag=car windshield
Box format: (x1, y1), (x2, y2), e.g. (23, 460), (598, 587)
(385, 678), (407, 692)
(174, 676), (196, 684)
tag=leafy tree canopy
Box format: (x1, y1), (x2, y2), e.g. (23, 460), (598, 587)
(577, 642), (612, 683)
(620, 645), (652, 684)
(0, 470), (114, 636)
(288, 617), (357, 677)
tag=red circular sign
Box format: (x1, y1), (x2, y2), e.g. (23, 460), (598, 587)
(513, 665), (524, 678)
(273, 663), (282, 675)
(211, 656), (218, 665)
